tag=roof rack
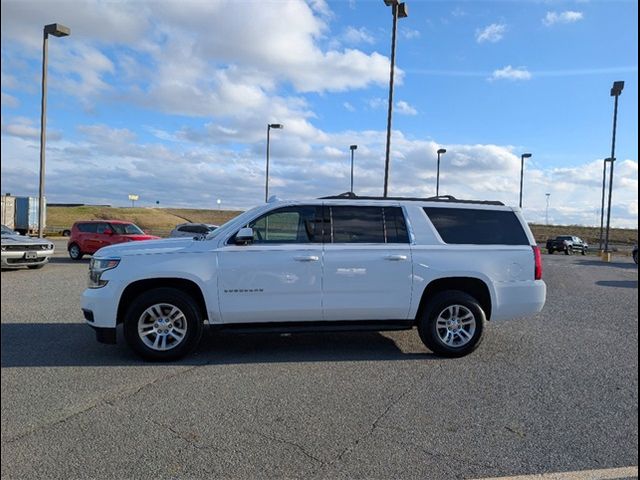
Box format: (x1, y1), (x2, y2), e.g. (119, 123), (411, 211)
(319, 192), (505, 206)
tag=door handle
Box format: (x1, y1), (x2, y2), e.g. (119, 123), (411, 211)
(294, 255), (320, 262)
(385, 254), (407, 261)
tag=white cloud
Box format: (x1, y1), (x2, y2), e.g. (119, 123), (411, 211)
(368, 97), (386, 110)
(490, 66), (532, 81)
(341, 26), (375, 45)
(476, 23), (507, 44)
(343, 102), (356, 112)
(401, 28), (421, 40)
(543, 11), (584, 26)
(1, 92), (19, 108)
(396, 100), (418, 115)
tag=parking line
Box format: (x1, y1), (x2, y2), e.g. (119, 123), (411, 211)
(473, 466), (638, 480)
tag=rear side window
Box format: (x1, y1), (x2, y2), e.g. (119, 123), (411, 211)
(330, 206), (410, 244)
(77, 223), (97, 233)
(424, 207), (529, 245)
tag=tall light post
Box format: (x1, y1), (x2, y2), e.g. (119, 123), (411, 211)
(604, 81), (624, 254)
(217, 199), (221, 211)
(436, 148), (446, 197)
(382, 0), (408, 198)
(265, 123), (283, 202)
(38, 23), (70, 237)
(349, 145), (358, 193)
(519, 153), (532, 209)
(598, 157), (613, 252)
(545, 193), (551, 225)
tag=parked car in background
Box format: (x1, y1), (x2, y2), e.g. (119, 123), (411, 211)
(169, 223), (219, 238)
(633, 245), (638, 265)
(68, 220), (160, 260)
(1, 224), (54, 270)
(546, 236), (588, 255)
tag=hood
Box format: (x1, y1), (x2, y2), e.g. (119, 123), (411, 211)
(1, 234), (53, 246)
(95, 237), (195, 257)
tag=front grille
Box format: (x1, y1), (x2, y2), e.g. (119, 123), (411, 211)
(3, 244), (50, 251)
(6, 257), (45, 264)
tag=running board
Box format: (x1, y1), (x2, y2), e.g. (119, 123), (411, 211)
(211, 320), (414, 335)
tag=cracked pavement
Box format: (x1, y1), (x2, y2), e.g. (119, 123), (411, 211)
(1, 244), (638, 479)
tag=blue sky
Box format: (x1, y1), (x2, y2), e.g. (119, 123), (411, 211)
(1, 0), (638, 227)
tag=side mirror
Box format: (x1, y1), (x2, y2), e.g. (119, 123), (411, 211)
(235, 227), (254, 245)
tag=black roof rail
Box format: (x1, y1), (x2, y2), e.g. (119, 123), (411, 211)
(319, 192), (504, 206)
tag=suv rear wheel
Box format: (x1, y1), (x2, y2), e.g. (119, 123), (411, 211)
(417, 290), (486, 357)
(123, 287), (204, 361)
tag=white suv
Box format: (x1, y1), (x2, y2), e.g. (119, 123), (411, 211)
(81, 195), (546, 360)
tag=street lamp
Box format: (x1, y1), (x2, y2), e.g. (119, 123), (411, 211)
(349, 145), (358, 193)
(217, 198), (221, 211)
(598, 157), (613, 251)
(265, 123), (283, 203)
(382, 0), (408, 198)
(545, 193), (551, 225)
(604, 81), (624, 254)
(519, 153), (532, 209)
(436, 148), (446, 197)
(38, 23), (70, 238)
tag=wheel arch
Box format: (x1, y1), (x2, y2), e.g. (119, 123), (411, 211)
(117, 278), (208, 325)
(416, 277), (492, 323)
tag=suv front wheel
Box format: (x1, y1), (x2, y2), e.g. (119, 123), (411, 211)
(418, 290), (486, 357)
(123, 288), (204, 361)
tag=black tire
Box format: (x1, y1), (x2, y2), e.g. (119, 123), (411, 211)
(565, 246), (573, 255)
(581, 248), (587, 256)
(68, 243), (83, 260)
(547, 249), (554, 254)
(27, 264), (46, 270)
(123, 287), (204, 361)
(62, 229), (71, 237)
(633, 252), (638, 265)
(417, 290), (486, 358)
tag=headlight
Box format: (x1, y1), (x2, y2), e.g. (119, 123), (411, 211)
(88, 257), (120, 288)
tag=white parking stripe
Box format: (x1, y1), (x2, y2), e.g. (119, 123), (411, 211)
(474, 466), (638, 480)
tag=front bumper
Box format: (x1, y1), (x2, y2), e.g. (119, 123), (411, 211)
(1, 249), (54, 268)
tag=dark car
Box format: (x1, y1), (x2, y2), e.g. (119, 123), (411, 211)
(67, 220), (160, 260)
(633, 245), (638, 265)
(546, 236), (588, 255)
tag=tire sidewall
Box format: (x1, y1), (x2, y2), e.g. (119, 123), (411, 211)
(68, 243), (82, 260)
(418, 290), (486, 357)
(123, 288), (204, 361)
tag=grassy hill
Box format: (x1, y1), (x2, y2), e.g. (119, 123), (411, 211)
(47, 206), (637, 246)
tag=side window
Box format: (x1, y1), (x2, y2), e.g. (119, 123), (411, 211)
(96, 223), (111, 234)
(248, 206), (321, 244)
(384, 207), (410, 244)
(331, 206), (385, 243)
(77, 223), (98, 233)
(194, 226), (209, 234)
(424, 207), (529, 245)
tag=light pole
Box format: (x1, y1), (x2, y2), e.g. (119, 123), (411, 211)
(545, 193), (551, 225)
(265, 123), (283, 202)
(598, 157), (613, 252)
(349, 145), (358, 193)
(436, 148), (446, 197)
(519, 153), (532, 209)
(382, 0), (408, 198)
(38, 23), (70, 237)
(217, 199), (221, 211)
(604, 81), (624, 254)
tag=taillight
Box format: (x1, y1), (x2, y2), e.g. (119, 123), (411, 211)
(533, 246), (543, 280)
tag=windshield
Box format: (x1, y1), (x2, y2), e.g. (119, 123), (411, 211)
(111, 223), (145, 235)
(205, 205), (265, 240)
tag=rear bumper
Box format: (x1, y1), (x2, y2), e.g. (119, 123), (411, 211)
(491, 280), (546, 321)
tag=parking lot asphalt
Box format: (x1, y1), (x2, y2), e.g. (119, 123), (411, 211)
(1, 243), (638, 480)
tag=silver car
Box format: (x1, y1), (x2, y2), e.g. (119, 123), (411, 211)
(169, 223), (219, 238)
(1, 225), (55, 270)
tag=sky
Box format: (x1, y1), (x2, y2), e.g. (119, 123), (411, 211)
(0, 0), (638, 228)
